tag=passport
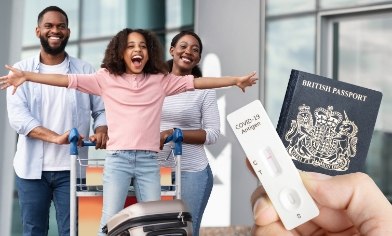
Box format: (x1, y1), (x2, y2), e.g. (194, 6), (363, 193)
(276, 69), (382, 176)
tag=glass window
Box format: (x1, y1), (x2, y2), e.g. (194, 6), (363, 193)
(333, 16), (392, 195)
(80, 41), (108, 71)
(126, 0), (166, 30)
(65, 44), (79, 59)
(81, 0), (126, 39)
(21, 49), (39, 61)
(166, 0), (194, 29)
(320, 0), (392, 10)
(23, 0), (79, 47)
(266, 0), (315, 16)
(336, 16), (392, 133)
(265, 16), (316, 126)
(164, 31), (179, 60)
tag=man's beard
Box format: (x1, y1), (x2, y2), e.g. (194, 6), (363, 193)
(40, 34), (69, 56)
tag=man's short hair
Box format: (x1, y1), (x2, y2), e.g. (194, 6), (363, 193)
(37, 6), (68, 26)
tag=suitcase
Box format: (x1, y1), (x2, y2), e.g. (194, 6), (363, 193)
(102, 128), (193, 236)
(102, 199), (192, 236)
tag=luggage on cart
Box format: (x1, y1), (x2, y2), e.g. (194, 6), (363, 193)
(102, 128), (193, 236)
(103, 199), (192, 236)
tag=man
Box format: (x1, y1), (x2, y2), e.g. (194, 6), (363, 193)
(7, 6), (108, 236)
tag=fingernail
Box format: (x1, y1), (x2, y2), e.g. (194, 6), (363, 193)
(301, 171), (333, 180)
(253, 196), (269, 220)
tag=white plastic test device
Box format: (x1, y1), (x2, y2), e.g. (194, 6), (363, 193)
(227, 100), (319, 230)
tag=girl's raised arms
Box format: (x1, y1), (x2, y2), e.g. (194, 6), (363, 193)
(0, 64), (69, 94)
(194, 71), (258, 92)
(1, 64), (258, 94)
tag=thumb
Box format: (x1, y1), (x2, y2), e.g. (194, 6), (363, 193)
(301, 172), (392, 234)
(5, 64), (15, 72)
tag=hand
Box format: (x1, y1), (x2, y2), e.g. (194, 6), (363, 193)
(54, 130), (71, 145)
(160, 129), (174, 150)
(89, 132), (109, 149)
(237, 71), (258, 92)
(248, 159), (392, 235)
(0, 65), (27, 94)
(54, 130), (84, 147)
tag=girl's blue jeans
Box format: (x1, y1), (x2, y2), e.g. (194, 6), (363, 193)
(98, 150), (161, 235)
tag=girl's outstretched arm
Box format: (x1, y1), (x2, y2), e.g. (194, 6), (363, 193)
(194, 71), (258, 92)
(0, 64), (69, 95)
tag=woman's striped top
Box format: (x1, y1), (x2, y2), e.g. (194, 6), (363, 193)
(158, 89), (220, 172)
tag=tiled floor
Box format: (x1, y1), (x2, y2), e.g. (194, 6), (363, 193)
(200, 226), (252, 236)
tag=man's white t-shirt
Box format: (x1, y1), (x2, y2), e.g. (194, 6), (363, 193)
(40, 59), (73, 171)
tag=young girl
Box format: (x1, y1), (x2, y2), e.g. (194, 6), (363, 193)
(0, 28), (257, 235)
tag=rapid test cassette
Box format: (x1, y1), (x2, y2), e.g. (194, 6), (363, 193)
(227, 100), (319, 230)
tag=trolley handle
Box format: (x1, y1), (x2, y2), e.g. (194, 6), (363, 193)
(82, 141), (96, 147)
(69, 128), (96, 155)
(164, 128), (183, 156)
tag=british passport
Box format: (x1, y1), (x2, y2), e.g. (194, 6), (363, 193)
(276, 69), (382, 176)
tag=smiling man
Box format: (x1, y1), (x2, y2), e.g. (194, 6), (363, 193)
(6, 6), (107, 236)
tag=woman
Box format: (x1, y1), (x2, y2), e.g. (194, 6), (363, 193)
(158, 31), (220, 236)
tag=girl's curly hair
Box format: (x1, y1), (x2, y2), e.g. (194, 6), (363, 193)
(101, 28), (169, 75)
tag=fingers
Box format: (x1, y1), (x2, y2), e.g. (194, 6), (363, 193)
(56, 130), (71, 145)
(301, 172), (392, 235)
(94, 136), (102, 149)
(0, 76), (8, 83)
(90, 134), (108, 149)
(251, 184), (280, 225)
(249, 71), (256, 77)
(250, 221), (291, 236)
(0, 75), (11, 90)
(250, 185), (289, 235)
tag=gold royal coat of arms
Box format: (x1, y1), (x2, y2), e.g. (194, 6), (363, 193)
(285, 104), (358, 171)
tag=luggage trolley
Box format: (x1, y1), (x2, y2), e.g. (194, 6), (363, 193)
(69, 128), (188, 236)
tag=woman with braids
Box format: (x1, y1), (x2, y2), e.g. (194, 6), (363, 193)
(158, 31), (218, 236)
(0, 28), (258, 235)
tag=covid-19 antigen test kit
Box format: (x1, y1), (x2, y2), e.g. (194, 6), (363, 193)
(227, 100), (319, 230)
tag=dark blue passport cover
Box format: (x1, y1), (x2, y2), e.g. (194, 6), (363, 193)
(276, 69), (382, 176)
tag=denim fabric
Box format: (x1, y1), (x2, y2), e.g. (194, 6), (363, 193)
(98, 150), (161, 235)
(174, 164), (213, 236)
(16, 171), (71, 236)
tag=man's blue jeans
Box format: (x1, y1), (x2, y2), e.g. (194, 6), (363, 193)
(16, 171), (71, 236)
